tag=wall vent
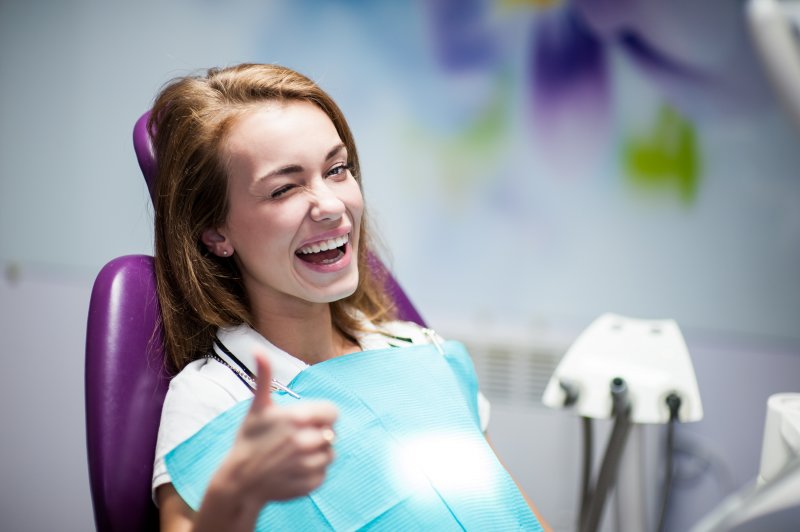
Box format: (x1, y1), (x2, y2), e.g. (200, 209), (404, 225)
(465, 340), (563, 406)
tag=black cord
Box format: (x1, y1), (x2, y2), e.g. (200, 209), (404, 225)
(205, 351), (256, 393)
(579, 416), (593, 529)
(656, 393), (682, 532)
(580, 378), (632, 532)
(558, 379), (592, 530)
(214, 337), (257, 380)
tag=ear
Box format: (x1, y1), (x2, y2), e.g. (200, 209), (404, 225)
(201, 228), (233, 257)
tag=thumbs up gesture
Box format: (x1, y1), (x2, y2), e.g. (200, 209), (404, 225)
(218, 350), (338, 504)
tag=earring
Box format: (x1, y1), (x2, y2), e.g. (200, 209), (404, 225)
(222, 250), (228, 256)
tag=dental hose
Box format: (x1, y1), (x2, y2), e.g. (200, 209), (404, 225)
(580, 377), (632, 532)
(558, 380), (594, 526)
(579, 416), (593, 527)
(656, 393), (682, 532)
(558, 379), (594, 527)
(558, 380), (594, 527)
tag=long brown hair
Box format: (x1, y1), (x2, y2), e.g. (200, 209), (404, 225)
(150, 63), (394, 371)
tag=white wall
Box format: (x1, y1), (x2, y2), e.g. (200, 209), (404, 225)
(1, 275), (94, 531)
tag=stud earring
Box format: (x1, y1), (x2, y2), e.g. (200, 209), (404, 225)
(222, 250), (228, 256)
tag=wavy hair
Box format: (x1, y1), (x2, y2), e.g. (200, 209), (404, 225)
(150, 63), (394, 371)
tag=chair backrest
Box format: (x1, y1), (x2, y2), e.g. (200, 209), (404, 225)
(86, 254), (167, 531)
(84, 111), (425, 531)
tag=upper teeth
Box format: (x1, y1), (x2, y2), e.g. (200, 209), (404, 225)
(298, 234), (349, 254)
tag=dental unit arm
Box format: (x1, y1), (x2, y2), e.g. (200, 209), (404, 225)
(542, 313), (703, 532)
(691, 393), (800, 532)
(747, 0), (800, 129)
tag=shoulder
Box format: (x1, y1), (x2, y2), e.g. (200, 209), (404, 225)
(155, 358), (250, 465)
(357, 319), (444, 350)
(166, 357), (250, 409)
(153, 357), (250, 498)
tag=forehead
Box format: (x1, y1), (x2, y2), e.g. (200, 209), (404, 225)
(222, 100), (342, 168)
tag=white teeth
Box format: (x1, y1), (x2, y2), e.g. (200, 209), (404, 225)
(298, 234), (349, 255)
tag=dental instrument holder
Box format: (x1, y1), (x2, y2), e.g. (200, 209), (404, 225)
(542, 313), (703, 532)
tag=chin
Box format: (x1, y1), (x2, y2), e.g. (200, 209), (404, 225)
(305, 271), (360, 304)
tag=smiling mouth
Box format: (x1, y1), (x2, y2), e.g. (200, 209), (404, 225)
(296, 234), (349, 265)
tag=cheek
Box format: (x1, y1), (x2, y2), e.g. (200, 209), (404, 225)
(345, 184), (365, 221)
(226, 208), (296, 255)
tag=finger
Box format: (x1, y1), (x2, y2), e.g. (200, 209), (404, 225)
(250, 349), (273, 412)
(320, 427), (336, 445)
(291, 426), (336, 452)
(288, 401), (339, 427)
(300, 447), (336, 471)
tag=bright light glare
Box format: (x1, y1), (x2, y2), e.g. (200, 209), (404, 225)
(393, 433), (499, 495)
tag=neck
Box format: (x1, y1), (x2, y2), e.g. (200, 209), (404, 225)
(250, 298), (357, 365)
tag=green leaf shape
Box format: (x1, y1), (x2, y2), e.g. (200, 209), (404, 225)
(623, 105), (701, 204)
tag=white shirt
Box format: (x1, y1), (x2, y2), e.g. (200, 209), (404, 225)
(151, 321), (491, 499)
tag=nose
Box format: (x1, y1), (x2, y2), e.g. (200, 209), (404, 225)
(309, 180), (345, 222)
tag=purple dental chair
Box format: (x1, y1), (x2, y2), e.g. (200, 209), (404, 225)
(85, 112), (425, 531)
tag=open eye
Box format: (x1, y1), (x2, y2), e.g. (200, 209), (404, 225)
(326, 163), (352, 179)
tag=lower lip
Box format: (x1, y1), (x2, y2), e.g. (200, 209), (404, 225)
(295, 242), (353, 273)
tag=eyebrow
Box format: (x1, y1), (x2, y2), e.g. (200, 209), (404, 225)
(259, 143), (347, 180)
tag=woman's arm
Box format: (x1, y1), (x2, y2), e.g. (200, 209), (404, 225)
(486, 434), (552, 532)
(158, 351), (338, 532)
(158, 480), (265, 532)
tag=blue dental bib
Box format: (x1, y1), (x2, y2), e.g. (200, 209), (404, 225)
(166, 341), (542, 531)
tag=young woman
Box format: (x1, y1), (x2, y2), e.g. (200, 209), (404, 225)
(150, 63), (547, 531)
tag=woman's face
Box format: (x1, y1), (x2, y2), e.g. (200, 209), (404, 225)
(210, 101), (363, 309)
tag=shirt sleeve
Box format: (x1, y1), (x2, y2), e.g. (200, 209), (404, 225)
(151, 359), (246, 504)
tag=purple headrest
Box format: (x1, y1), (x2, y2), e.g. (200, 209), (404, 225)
(133, 110), (157, 201)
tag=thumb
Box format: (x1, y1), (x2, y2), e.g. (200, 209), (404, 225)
(250, 350), (273, 411)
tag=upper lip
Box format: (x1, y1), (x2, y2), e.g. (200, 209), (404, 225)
(296, 226), (352, 251)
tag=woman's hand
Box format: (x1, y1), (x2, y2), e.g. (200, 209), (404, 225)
(217, 350), (338, 504)
(167, 351), (339, 532)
